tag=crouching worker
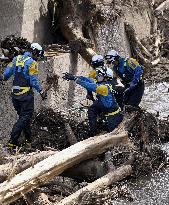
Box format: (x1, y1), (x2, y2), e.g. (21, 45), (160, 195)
(89, 54), (125, 108)
(63, 68), (123, 137)
(0, 43), (47, 149)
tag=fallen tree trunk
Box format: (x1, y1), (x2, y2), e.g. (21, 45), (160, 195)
(151, 57), (161, 66)
(0, 132), (128, 205)
(0, 151), (56, 183)
(0, 152), (114, 183)
(61, 25), (96, 63)
(124, 23), (152, 58)
(124, 22), (152, 67)
(57, 165), (132, 205)
(154, 30), (162, 57)
(58, 0), (97, 63)
(155, 0), (169, 16)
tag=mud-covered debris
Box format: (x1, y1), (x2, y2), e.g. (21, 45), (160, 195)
(75, 183), (133, 205)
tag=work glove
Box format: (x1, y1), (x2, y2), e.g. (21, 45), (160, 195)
(62, 72), (77, 81)
(40, 90), (47, 100)
(86, 92), (95, 101)
(129, 81), (137, 91)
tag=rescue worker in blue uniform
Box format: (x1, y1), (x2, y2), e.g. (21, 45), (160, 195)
(0, 43), (47, 149)
(63, 68), (123, 136)
(105, 50), (144, 107)
(87, 54), (105, 102)
(89, 54), (125, 108)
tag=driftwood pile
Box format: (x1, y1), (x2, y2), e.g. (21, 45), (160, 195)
(0, 1), (169, 204)
(0, 131), (130, 205)
(0, 107), (168, 205)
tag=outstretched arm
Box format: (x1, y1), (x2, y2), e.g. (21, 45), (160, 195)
(63, 73), (109, 96)
(77, 77), (109, 96)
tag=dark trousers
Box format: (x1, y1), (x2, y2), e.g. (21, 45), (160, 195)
(106, 113), (123, 132)
(114, 86), (125, 108)
(88, 100), (122, 136)
(126, 80), (145, 107)
(9, 93), (34, 146)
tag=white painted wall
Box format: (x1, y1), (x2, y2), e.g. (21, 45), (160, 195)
(21, 0), (50, 43)
(0, 0), (51, 43)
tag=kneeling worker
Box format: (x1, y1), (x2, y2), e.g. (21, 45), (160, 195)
(89, 54), (125, 108)
(63, 68), (123, 136)
(0, 43), (47, 149)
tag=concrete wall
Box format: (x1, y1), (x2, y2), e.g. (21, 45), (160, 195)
(0, 0), (24, 38)
(41, 53), (90, 111)
(0, 0), (53, 44)
(0, 53), (89, 144)
(21, 0), (53, 43)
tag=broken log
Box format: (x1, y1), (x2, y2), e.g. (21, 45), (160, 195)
(124, 22), (152, 67)
(154, 0), (169, 16)
(124, 23), (152, 59)
(154, 30), (162, 57)
(0, 151), (56, 183)
(0, 132), (128, 205)
(58, 0), (97, 63)
(151, 57), (161, 66)
(57, 165), (132, 205)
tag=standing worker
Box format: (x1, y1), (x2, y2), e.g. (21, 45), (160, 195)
(105, 50), (144, 107)
(63, 68), (123, 136)
(0, 43), (47, 149)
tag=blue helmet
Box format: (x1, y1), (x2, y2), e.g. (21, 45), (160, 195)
(105, 50), (119, 64)
(90, 54), (104, 68)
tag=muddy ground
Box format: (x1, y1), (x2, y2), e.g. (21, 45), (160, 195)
(0, 56), (168, 204)
(6, 102), (167, 204)
(1, 0), (169, 204)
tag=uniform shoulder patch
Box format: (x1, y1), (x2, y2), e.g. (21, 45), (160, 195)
(29, 61), (38, 75)
(96, 85), (108, 96)
(89, 70), (97, 79)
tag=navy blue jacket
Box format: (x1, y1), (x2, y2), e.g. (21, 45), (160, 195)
(3, 52), (42, 92)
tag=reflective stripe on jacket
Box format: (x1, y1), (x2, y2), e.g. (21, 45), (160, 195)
(3, 52), (42, 93)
